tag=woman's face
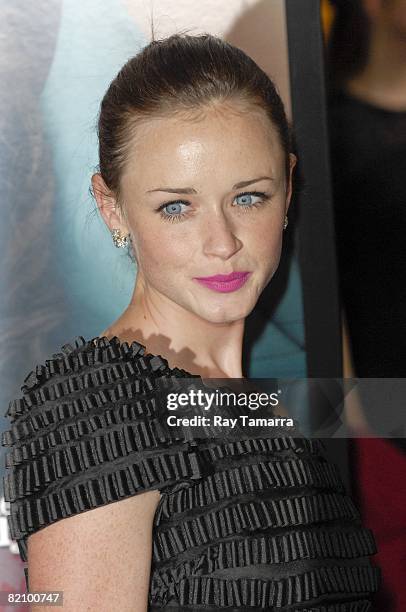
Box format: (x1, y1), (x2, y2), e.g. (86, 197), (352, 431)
(118, 101), (296, 324)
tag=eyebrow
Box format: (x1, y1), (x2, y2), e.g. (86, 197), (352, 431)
(146, 176), (274, 194)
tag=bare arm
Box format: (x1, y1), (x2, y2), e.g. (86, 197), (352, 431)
(341, 311), (370, 433)
(342, 310), (356, 379)
(27, 490), (161, 612)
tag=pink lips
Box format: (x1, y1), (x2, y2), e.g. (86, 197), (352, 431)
(194, 271), (251, 293)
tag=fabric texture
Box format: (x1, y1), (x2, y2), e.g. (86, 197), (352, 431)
(2, 335), (380, 610)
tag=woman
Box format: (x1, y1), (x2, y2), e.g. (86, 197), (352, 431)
(2, 34), (379, 611)
(326, 0), (406, 377)
(326, 2), (406, 610)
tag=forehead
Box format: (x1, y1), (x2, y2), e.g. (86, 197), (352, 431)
(120, 102), (284, 189)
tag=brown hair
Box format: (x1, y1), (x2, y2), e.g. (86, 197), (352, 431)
(94, 32), (292, 218)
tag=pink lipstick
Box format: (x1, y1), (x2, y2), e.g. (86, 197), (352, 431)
(194, 271), (251, 293)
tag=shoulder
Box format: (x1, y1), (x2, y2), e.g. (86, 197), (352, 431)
(1, 335), (198, 563)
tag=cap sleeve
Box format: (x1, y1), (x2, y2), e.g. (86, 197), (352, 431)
(1, 335), (200, 565)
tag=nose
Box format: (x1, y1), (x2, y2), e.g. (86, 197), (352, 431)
(202, 210), (243, 260)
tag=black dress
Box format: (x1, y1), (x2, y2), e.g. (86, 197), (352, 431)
(327, 88), (406, 377)
(2, 335), (380, 610)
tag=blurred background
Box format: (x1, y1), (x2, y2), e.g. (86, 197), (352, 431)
(0, 1), (405, 610)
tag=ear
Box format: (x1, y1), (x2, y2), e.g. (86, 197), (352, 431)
(285, 153), (297, 214)
(91, 173), (129, 234)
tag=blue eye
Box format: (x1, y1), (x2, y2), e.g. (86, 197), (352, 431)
(164, 202), (186, 215)
(233, 191), (270, 210)
(158, 200), (189, 223)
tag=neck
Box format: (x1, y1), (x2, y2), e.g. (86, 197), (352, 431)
(346, 23), (406, 110)
(106, 275), (246, 379)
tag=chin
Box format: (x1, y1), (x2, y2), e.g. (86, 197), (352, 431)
(198, 302), (254, 324)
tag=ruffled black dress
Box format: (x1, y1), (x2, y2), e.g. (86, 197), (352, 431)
(1, 336), (380, 610)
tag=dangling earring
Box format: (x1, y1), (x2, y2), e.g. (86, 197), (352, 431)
(283, 215), (289, 230)
(111, 228), (130, 248)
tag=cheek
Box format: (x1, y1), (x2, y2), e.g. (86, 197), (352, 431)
(252, 224), (283, 263)
(133, 226), (192, 273)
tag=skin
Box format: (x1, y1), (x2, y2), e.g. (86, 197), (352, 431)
(92, 99), (296, 378)
(346, 0), (406, 110)
(28, 492), (160, 611)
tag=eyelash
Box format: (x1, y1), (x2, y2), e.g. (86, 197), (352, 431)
(156, 191), (271, 223)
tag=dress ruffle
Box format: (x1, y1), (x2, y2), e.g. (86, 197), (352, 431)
(1, 335), (380, 609)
